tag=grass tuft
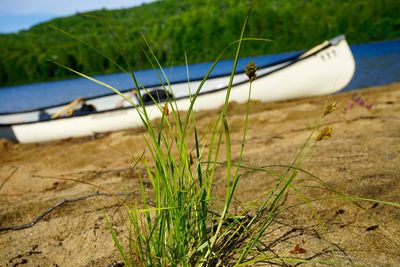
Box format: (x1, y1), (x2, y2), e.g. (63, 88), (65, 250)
(51, 1), (399, 266)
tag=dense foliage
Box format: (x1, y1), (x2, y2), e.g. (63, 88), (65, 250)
(1, 0), (399, 86)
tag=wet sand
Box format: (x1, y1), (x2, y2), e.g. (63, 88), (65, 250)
(0, 83), (399, 266)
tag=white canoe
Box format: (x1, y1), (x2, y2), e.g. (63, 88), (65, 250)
(0, 35), (355, 143)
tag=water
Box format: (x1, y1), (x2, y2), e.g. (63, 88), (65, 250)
(0, 39), (399, 114)
(344, 39), (400, 91)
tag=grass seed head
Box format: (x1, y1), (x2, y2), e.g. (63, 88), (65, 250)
(163, 102), (170, 116)
(323, 101), (337, 117)
(245, 61), (257, 82)
(316, 126), (333, 141)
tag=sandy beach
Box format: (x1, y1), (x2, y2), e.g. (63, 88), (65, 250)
(1, 83), (399, 266)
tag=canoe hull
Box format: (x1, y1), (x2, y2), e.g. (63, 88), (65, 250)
(0, 36), (355, 143)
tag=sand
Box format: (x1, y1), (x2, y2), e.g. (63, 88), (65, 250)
(0, 83), (399, 266)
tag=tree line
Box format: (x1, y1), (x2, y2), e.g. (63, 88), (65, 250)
(0, 0), (399, 86)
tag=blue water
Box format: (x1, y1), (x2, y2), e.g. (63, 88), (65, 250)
(0, 39), (399, 113)
(345, 39), (400, 90)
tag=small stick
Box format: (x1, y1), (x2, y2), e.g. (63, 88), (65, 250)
(0, 167), (18, 191)
(0, 191), (138, 232)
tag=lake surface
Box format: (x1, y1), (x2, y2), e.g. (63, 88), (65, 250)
(0, 39), (399, 113)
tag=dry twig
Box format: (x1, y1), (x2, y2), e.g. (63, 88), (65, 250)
(0, 191), (138, 232)
(0, 167), (18, 191)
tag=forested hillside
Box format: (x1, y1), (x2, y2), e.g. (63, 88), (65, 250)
(1, 0), (399, 86)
